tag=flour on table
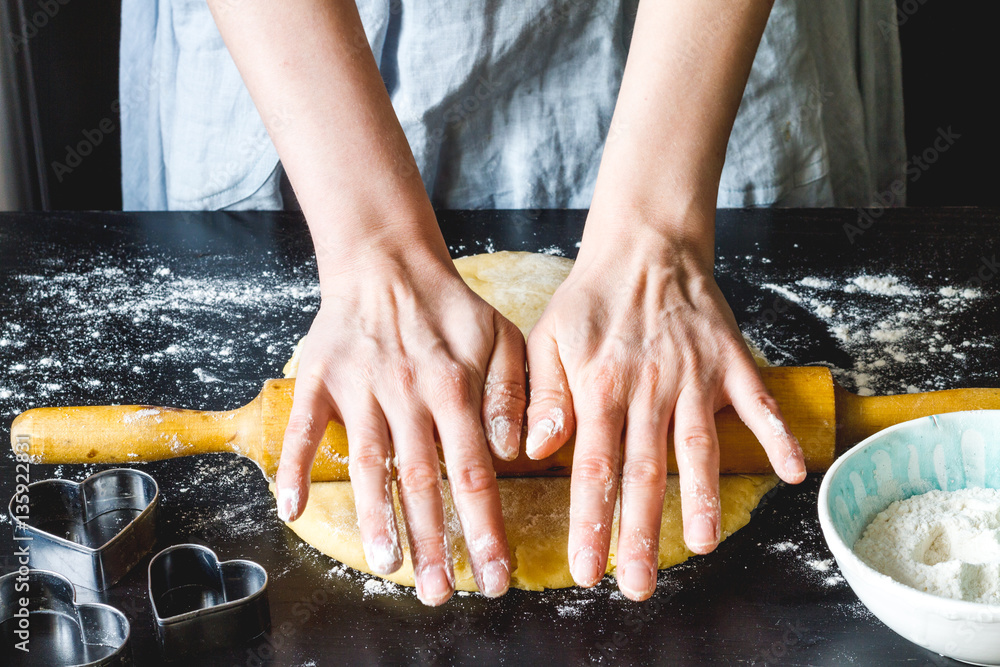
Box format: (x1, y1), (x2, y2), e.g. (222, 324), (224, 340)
(748, 268), (990, 397)
(0, 254), (319, 418)
(769, 539), (847, 589)
(363, 577), (404, 599)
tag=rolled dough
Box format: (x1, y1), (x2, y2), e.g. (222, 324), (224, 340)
(275, 251), (778, 591)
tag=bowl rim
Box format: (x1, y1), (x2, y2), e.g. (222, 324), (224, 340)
(817, 409), (1000, 617)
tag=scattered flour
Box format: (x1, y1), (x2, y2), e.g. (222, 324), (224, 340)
(363, 577), (404, 598)
(806, 558), (832, 572)
(763, 284), (802, 304)
(754, 268), (988, 397)
(537, 245), (566, 256)
(768, 535), (847, 589)
(798, 277), (833, 289)
(848, 275), (913, 297)
(0, 252), (319, 416)
(854, 488), (1000, 604)
(555, 598), (596, 618)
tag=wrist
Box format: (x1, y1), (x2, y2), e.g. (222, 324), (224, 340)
(308, 207), (454, 288)
(578, 200), (716, 275)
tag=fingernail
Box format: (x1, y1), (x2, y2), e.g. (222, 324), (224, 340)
(489, 415), (519, 460)
(785, 451), (807, 482)
(277, 486), (300, 522)
(526, 418), (555, 458)
(686, 514), (719, 553)
(416, 564), (454, 606)
(618, 560), (655, 600)
(479, 559), (510, 597)
(571, 547), (602, 587)
(364, 536), (403, 574)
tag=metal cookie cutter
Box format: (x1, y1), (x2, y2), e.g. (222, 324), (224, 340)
(148, 544), (270, 659)
(8, 468), (159, 591)
(0, 569), (132, 666)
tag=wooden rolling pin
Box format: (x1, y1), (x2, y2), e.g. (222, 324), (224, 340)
(11, 366), (1000, 480)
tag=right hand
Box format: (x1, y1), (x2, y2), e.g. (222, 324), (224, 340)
(274, 242), (526, 605)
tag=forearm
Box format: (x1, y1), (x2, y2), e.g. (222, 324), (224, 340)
(585, 0), (775, 266)
(207, 0), (448, 283)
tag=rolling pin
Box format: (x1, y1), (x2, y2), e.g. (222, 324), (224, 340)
(11, 366), (1000, 480)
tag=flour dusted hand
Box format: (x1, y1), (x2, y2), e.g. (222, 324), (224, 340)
(275, 246), (525, 605)
(525, 236), (807, 601)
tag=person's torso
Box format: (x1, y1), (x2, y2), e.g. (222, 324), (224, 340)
(120, 0), (904, 211)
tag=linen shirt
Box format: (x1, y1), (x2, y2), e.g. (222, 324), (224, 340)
(120, 0), (905, 211)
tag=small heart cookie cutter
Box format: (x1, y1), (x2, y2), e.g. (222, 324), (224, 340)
(8, 468), (160, 591)
(0, 569), (132, 666)
(148, 543), (270, 658)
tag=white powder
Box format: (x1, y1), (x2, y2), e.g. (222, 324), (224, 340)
(806, 558), (832, 572)
(193, 368), (221, 383)
(362, 576), (403, 598)
(767, 539), (847, 588)
(762, 283), (802, 304)
(555, 598), (595, 618)
(798, 277), (833, 289)
(122, 407), (161, 424)
(812, 302), (835, 318)
(869, 327), (907, 343)
(854, 488), (1000, 604)
(0, 255), (319, 415)
(754, 270), (989, 397)
(848, 275), (913, 297)
(761, 403), (788, 439)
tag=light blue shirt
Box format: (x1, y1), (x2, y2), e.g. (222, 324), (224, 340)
(120, 0), (905, 211)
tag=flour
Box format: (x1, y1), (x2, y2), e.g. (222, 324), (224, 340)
(0, 252), (319, 419)
(555, 598), (596, 618)
(537, 245), (566, 256)
(768, 538), (847, 588)
(363, 577), (404, 598)
(798, 277), (833, 289)
(750, 269), (989, 397)
(853, 488), (1000, 604)
(847, 275), (914, 297)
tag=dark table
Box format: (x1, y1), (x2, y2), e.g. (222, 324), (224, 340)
(1, 208), (997, 666)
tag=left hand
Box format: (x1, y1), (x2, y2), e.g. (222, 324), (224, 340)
(524, 223), (806, 601)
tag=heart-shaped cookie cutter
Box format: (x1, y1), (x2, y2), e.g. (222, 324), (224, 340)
(8, 468), (159, 591)
(0, 569), (132, 666)
(148, 544), (270, 658)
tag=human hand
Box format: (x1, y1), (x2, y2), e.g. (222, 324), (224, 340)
(525, 229), (806, 601)
(275, 243), (526, 605)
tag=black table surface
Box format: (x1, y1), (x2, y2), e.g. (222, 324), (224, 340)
(2, 208), (998, 666)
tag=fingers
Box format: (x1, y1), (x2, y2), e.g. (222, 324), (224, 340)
(525, 329), (576, 460)
(345, 394), (403, 575)
(391, 408), (455, 606)
(276, 378), (333, 522)
(431, 363), (511, 598)
(567, 386), (626, 587)
(481, 313), (527, 461)
(725, 357), (807, 484)
(672, 388), (722, 555)
(615, 397), (669, 601)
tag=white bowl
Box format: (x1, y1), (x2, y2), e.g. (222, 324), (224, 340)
(818, 410), (1000, 666)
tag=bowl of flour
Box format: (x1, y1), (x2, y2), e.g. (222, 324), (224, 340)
(818, 410), (1000, 666)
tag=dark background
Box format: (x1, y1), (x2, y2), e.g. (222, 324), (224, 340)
(5, 0), (999, 211)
